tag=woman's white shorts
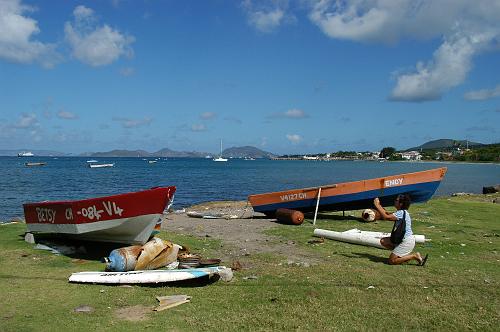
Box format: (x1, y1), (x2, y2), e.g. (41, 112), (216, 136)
(392, 235), (415, 257)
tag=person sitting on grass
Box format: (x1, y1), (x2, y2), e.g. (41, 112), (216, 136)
(373, 194), (428, 266)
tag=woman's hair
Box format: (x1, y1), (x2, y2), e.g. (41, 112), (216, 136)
(396, 194), (411, 210)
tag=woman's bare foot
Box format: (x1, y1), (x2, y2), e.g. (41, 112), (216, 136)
(415, 252), (423, 265)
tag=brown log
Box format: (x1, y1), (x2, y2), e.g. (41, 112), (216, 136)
(275, 208), (304, 225)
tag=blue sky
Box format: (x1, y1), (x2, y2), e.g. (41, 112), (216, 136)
(0, 0), (499, 155)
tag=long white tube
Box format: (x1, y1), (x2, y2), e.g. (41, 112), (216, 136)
(313, 228), (426, 249)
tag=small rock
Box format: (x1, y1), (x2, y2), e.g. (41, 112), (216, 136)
(24, 232), (35, 244)
(218, 268), (233, 282)
(74, 305), (94, 313)
(243, 275), (258, 280)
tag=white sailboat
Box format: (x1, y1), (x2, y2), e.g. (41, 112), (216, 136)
(213, 139), (228, 162)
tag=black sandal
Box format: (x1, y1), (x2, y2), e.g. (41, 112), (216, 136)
(419, 254), (429, 267)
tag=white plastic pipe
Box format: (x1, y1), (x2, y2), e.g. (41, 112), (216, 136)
(313, 228), (426, 249)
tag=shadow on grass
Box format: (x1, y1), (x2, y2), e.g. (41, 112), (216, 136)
(304, 213), (366, 222)
(19, 234), (126, 261)
(340, 252), (388, 264)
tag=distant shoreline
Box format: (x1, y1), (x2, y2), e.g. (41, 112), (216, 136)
(1, 155), (498, 164)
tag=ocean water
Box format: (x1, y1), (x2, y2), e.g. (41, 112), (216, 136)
(0, 156), (499, 221)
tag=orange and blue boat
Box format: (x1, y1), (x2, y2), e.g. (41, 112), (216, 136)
(248, 168), (447, 216)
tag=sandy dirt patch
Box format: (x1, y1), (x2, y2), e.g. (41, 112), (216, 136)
(114, 305), (152, 322)
(162, 201), (320, 264)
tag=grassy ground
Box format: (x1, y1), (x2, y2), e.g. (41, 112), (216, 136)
(1, 195), (499, 331)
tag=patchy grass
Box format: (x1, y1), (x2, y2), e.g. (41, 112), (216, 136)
(1, 195), (499, 331)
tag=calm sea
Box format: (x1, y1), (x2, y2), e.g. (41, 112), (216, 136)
(0, 156), (499, 221)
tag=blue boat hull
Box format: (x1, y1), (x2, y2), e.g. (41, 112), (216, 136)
(253, 181), (441, 215)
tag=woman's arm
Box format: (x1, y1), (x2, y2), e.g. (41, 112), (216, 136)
(373, 198), (398, 221)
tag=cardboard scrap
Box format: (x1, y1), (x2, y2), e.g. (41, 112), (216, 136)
(154, 295), (191, 312)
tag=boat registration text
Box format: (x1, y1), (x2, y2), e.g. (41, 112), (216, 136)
(280, 193), (307, 201)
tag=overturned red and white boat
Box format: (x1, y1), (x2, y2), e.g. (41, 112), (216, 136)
(23, 186), (176, 244)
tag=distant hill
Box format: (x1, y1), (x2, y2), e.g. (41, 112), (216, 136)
(83, 146), (273, 158)
(406, 139), (484, 151)
(0, 149), (69, 156)
(154, 148), (207, 158)
(85, 148), (209, 158)
(223, 146), (276, 158)
(90, 149), (153, 157)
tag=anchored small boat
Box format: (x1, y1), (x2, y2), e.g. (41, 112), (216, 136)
(25, 162), (46, 167)
(18, 151), (34, 157)
(23, 186), (176, 244)
(89, 163), (114, 168)
(248, 168), (447, 216)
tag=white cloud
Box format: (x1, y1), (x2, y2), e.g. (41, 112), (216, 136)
(73, 5), (94, 20)
(260, 136), (268, 147)
(464, 84), (500, 101)
(14, 112), (38, 129)
(286, 134), (302, 144)
(112, 117), (152, 128)
(269, 108), (308, 119)
(65, 5), (135, 67)
(119, 67), (135, 76)
(242, 0), (292, 33)
(390, 31), (493, 102)
(57, 110), (78, 120)
(284, 109), (307, 118)
(191, 124), (206, 132)
(200, 112), (216, 120)
(309, 0), (500, 102)
(224, 116), (242, 124)
(0, 0), (61, 68)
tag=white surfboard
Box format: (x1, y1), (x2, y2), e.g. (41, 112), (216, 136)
(313, 228), (427, 249)
(69, 266), (232, 284)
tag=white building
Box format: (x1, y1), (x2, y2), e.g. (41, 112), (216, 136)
(401, 151), (422, 161)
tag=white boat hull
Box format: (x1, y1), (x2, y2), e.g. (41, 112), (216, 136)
(27, 213), (161, 244)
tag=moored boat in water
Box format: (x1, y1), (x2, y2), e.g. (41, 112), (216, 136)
(18, 151), (34, 157)
(25, 162), (46, 167)
(23, 186), (176, 244)
(248, 168), (447, 216)
(89, 163), (114, 168)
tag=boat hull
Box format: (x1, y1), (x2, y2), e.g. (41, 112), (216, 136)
(23, 186), (176, 244)
(248, 168), (446, 215)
